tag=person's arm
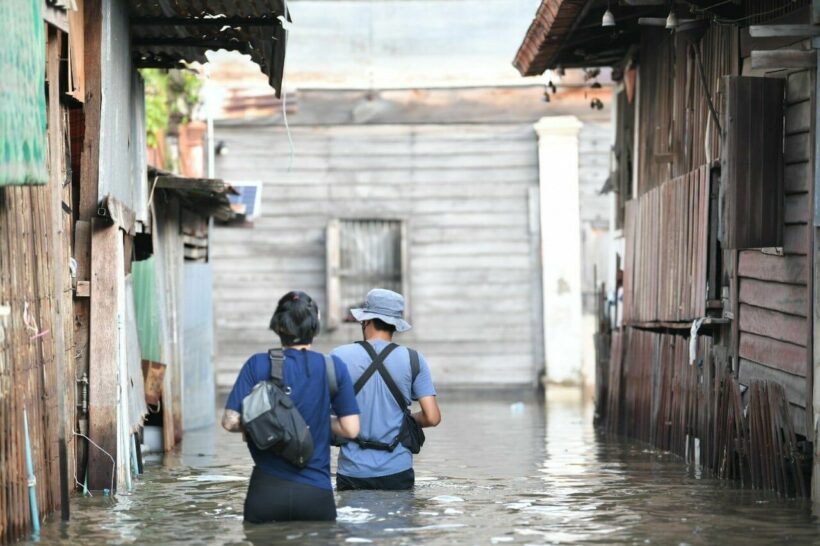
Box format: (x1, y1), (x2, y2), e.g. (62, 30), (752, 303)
(222, 409), (242, 433)
(331, 414), (360, 438)
(412, 395), (441, 428)
(329, 355), (361, 438)
(410, 351), (440, 427)
(222, 356), (257, 433)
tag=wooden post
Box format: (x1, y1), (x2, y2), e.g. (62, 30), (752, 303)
(79, 0), (101, 221)
(76, 0), (102, 489)
(46, 26), (71, 520)
(87, 220), (121, 491)
(811, 37), (820, 502)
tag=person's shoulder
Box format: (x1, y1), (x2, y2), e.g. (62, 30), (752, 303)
(401, 345), (427, 361)
(332, 342), (360, 352)
(330, 343), (361, 358)
(246, 352), (270, 365)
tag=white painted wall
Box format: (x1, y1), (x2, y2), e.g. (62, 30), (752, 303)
(535, 116), (584, 385)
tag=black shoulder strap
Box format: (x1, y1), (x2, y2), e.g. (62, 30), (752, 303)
(268, 348), (285, 387)
(409, 349), (420, 381)
(374, 361), (410, 412)
(325, 354), (337, 399)
(357, 340), (379, 361)
(353, 341), (398, 394)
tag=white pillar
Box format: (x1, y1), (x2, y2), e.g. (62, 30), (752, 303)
(534, 116), (584, 385)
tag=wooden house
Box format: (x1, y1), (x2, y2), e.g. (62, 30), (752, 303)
(0, 1), (288, 541)
(209, 84), (612, 392)
(515, 0), (820, 497)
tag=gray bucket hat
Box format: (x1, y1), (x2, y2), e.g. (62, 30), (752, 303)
(350, 288), (411, 332)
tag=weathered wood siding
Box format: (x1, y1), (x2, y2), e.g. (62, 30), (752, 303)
(212, 123), (546, 388)
(737, 68), (814, 435)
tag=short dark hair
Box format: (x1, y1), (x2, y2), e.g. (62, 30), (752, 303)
(270, 291), (320, 346)
(369, 318), (396, 334)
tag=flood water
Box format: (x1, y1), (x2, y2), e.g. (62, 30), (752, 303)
(27, 389), (820, 545)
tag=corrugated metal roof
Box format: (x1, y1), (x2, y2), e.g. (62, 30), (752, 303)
(129, 1), (289, 96)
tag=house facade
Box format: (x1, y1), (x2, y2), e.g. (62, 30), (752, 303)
(515, 0), (820, 497)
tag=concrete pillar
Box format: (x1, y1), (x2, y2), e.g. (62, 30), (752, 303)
(534, 116), (584, 385)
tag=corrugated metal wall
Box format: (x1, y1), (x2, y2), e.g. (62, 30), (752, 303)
(98, 0), (148, 222)
(182, 262), (216, 430)
(211, 123), (544, 389)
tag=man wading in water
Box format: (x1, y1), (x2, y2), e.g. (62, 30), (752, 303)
(332, 288), (441, 490)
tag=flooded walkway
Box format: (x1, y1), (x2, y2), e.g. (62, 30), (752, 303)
(28, 390), (820, 545)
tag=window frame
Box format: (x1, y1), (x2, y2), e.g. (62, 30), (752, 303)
(325, 217), (409, 331)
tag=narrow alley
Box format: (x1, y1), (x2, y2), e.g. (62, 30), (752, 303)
(3, 0), (820, 544)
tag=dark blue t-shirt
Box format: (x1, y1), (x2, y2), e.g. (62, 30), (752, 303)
(225, 349), (359, 490)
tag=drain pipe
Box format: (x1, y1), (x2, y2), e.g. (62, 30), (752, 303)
(23, 407), (40, 535)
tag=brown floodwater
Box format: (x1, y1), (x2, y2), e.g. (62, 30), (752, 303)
(23, 389), (820, 545)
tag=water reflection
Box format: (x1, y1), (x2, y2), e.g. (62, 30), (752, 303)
(25, 389), (820, 545)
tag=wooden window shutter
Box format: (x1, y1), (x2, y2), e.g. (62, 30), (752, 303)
(325, 219), (341, 330)
(721, 76), (784, 249)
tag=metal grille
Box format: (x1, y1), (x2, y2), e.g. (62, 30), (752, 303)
(339, 220), (403, 322)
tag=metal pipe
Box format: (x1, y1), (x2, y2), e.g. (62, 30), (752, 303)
(23, 408), (40, 535)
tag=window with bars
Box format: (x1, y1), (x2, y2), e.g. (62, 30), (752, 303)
(325, 219), (407, 329)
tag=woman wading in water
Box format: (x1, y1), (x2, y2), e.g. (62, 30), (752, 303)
(222, 291), (360, 522)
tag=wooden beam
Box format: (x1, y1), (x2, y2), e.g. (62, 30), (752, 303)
(130, 16), (279, 26)
(75, 281), (90, 298)
(43, 1), (69, 32)
(87, 220), (121, 491)
(47, 25), (71, 521)
(751, 50), (817, 69)
(749, 25), (820, 38)
(99, 194), (137, 235)
(79, 0), (102, 220)
(131, 37), (249, 53)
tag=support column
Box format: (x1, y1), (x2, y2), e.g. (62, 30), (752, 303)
(534, 116), (584, 386)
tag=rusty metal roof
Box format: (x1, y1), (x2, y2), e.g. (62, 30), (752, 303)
(513, 0), (813, 76)
(513, 0), (588, 77)
(129, 1), (289, 97)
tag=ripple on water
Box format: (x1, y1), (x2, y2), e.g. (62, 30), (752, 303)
(428, 495), (464, 503)
(336, 506), (376, 524)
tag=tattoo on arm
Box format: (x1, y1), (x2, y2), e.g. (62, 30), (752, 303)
(222, 409), (242, 432)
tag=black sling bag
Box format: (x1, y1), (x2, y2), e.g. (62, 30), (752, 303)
(241, 349), (338, 468)
(351, 341), (425, 454)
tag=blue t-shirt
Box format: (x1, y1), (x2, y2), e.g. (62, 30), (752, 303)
(225, 349), (359, 490)
(331, 340), (436, 478)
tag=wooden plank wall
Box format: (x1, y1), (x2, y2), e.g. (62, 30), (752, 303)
(211, 124), (544, 388)
(637, 26), (738, 195)
(622, 165), (710, 324)
(737, 68), (815, 436)
(607, 327), (806, 496)
(0, 31), (75, 542)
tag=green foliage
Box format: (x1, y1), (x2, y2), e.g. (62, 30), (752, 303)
(141, 68), (203, 149)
